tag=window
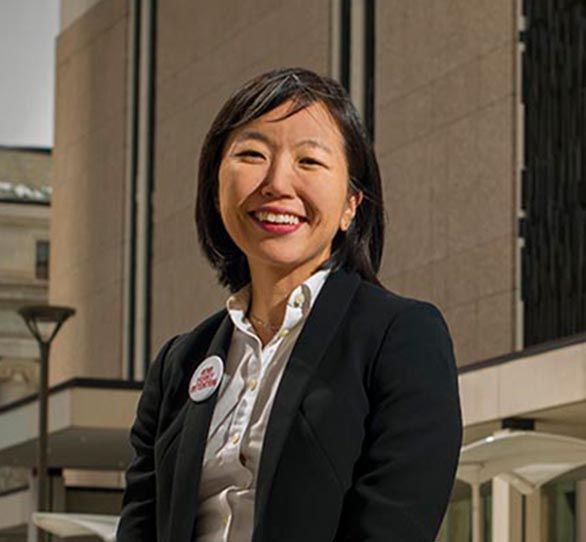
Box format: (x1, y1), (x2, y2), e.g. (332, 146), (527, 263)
(334, 0), (376, 141)
(545, 480), (576, 542)
(520, 0), (586, 346)
(35, 240), (49, 280)
(437, 483), (492, 542)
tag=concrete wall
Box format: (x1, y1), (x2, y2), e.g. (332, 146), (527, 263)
(50, 0), (128, 384)
(0, 148), (51, 190)
(376, 0), (518, 366)
(60, 0), (104, 31)
(152, 0), (332, 348)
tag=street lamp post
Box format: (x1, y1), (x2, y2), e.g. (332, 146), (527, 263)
(18, 305), (75, 542)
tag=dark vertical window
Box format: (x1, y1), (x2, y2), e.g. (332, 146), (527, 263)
(340, 0), (351, 93)
(338, 0), (375, 141)
(364, 0), (375, 142)
(35, 240), (49, 280)
(144, 0), (157, 379)
(126, 0), (141, 381)
(520, 0), (586, 346)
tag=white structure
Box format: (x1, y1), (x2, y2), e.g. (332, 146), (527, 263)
(33, 512), (118, 541)
(458, 430), (586, 542)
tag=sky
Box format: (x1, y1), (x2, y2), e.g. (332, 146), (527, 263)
(0, 0), (60, 148)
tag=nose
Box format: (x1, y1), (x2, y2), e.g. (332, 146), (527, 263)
(259, 154), (296, 198)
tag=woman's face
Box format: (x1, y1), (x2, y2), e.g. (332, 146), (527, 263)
(217, 100), (361, 278)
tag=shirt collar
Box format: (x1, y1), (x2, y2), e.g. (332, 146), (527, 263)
(226, 267), (331, 337)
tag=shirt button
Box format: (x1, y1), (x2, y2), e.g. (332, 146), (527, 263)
(249, 379), (258, 391)
(278, 328), (290, 338)
(223, 515), (229, 527)
(293, 292), (305, 307)
(232, 433), (241, 445)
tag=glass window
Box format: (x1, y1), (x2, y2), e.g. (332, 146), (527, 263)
(545, 480), (576, 542)
(520, 1), (586, 346)
(437, 483), (492, 542)
(35, 240), (49, 280)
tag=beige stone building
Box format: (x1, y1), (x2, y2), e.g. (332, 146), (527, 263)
(0, 0), (585, 540)
(0, 147), (51, 403)
(0, 146), (51, 538)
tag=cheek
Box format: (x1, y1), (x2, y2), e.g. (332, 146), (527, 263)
(217, 167), (253, 239)
(218, 165), (256, 205)
(312, 183), (349, 223)
(217, 167), (239, 214)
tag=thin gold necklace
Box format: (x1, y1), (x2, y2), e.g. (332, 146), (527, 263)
(247, 311), (281, 332)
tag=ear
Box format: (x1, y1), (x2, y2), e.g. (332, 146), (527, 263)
(340, 190), (363, 232)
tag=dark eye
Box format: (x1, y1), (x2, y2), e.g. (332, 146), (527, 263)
(236, 149), (265, 160)
(299, 157), (324, 167)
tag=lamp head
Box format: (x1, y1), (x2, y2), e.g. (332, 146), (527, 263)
(18, 305), (76, 345)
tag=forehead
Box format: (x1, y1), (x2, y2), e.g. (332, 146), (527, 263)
(228, 100), (345, 149)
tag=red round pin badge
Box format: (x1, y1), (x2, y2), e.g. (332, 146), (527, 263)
(189, 355), (224, 402)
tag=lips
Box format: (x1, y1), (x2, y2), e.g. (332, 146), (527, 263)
(253, 210), (301, 224)
(249, 206), (307, 225)
(249, 210), (306, 234)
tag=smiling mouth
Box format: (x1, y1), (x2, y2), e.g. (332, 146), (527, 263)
(250, 211), (307, 225)
(248, 211), (306, 233)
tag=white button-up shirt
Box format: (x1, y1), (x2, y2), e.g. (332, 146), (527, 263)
(193, 268), (331, 542)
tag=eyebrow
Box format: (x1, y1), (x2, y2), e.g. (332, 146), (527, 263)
(235, 130), (272, 145)
(296, 138), (333, 155)
(235, 131), (333, 155)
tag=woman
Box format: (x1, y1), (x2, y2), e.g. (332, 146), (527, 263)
(117, 68), (462, 542)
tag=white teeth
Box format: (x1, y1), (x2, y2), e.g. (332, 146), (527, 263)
(254, 211), (300, 224)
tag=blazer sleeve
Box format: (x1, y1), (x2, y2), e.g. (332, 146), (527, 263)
(116, 336), (178, 542)
(335, 301), (462, 542)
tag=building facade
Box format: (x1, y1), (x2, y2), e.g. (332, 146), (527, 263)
(0, 146), (51, 540)
(0, 0), (584, 540)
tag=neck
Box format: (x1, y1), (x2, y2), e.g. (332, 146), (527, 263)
(247, 260), (325, 330)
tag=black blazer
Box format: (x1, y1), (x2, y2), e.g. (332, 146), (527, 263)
(117, 269), (462, 542)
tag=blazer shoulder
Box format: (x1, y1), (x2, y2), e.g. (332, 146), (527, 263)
(354, 280), (457, 395)
(354, 278), (445, 327)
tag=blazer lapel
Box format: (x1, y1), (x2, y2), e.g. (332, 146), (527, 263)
(253, 268), (362, 530)
(167, 313), (234, 542)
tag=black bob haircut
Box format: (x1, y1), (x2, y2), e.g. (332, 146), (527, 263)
(195, 67), (385, 293)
